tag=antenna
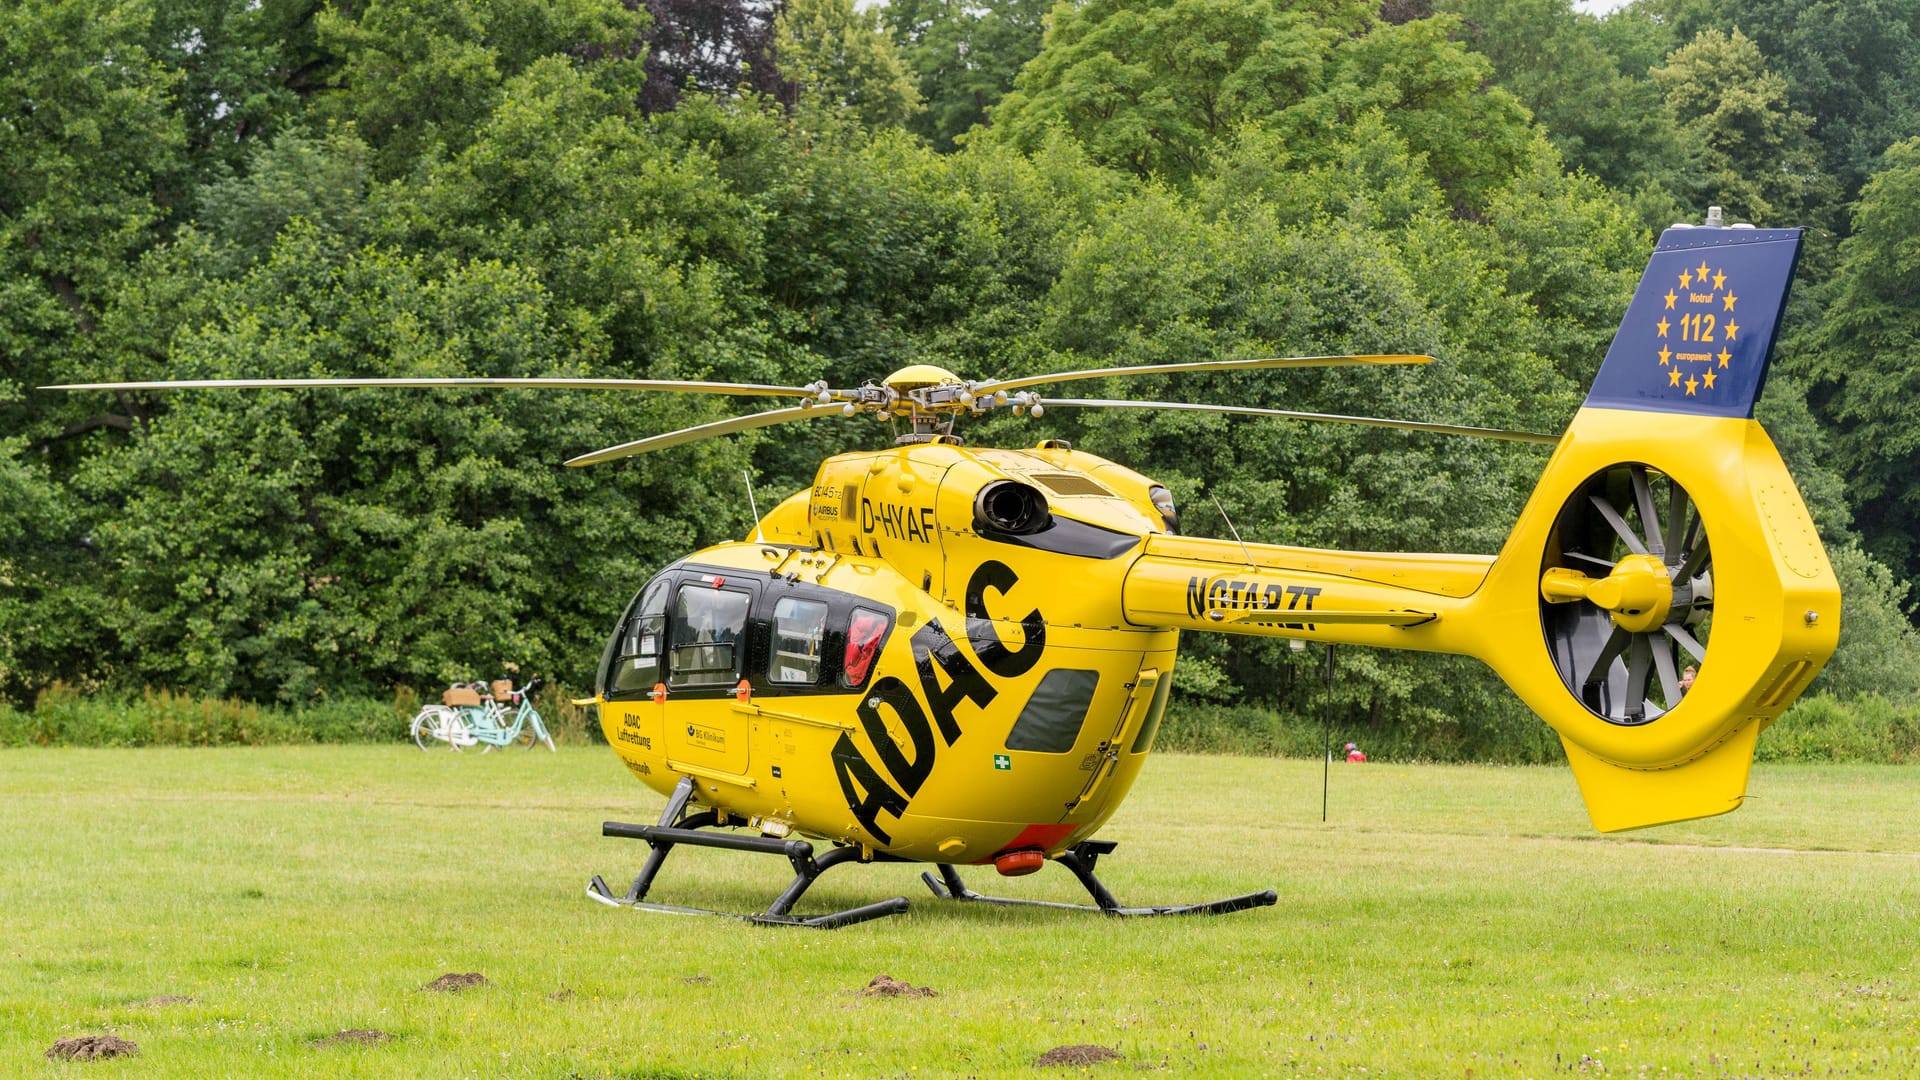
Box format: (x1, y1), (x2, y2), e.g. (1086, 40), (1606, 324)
(742, 470), (763, 542)
(1321, 643), (1335, 823)
(1209, 492), (1255, 569)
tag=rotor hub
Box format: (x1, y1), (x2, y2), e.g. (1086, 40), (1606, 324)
(1542, 553), (1674, 634)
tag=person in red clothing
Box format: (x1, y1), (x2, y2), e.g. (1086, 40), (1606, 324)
(1344, 742), (1367, 763)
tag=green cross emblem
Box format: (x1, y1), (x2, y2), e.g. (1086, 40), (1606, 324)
(993, 754), (1011, 771)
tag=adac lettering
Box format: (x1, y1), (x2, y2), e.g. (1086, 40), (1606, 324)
(1184, 574), (1322, 629)
(859, 497), (937, 543)
(831, 559), (1039, 843)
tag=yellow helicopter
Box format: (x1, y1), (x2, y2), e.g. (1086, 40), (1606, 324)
(56, 218), (1839, 928)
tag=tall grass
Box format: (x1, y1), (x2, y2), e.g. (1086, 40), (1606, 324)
(0, 685), (407, 748)
(2, 684), (1911, 762)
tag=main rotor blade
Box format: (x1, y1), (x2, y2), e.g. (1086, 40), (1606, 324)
(45, 376), (816, 397)
(977, 354), (1433, 396)
(565, 405), (826, 466)
(1038, 398), (1560, 444)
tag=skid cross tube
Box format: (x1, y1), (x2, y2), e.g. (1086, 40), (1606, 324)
(586, 778), (909, 928)
(920, 840), (1278, 917)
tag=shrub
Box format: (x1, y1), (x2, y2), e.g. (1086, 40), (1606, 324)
(1758, 693), (1920, 764)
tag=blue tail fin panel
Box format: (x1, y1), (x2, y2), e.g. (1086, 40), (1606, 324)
(1583, 226), (1803, 419)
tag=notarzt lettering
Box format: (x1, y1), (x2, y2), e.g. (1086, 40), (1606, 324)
(1184, 574), (1323, 629)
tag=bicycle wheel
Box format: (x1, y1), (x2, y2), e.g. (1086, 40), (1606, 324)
(411, 707), (447, 751)
(445, 712), (474, 751)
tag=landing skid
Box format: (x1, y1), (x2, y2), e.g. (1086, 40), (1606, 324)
(588, 778), (1277, 928)
(921, 840), (1279, 917)
(586, 778), (909, 929)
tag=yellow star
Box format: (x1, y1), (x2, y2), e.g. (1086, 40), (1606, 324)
(1685, 374), (1699, 396)
(1697, 259), (1710, 282)
(1713, 270), (1727, 291)
(1723, 292), (1737, 311)
(1703, 369), (1717, 389)
(1679, 269), (1693, 289)
(1659, 345), (1673, 365)
(1724, 318), (1739, 341)
(1669, 368), (1683, 387)
(1664, 289), (1678, 309)
(1656, 316), (1671, 338)
(1717, 348), (1731, 367)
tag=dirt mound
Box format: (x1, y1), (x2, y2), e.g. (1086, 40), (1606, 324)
(45, 1035), (139, 1061)
(313, 1029), (392, 1047)
(422, 972), (488, 992)
(134, 994), (197, 1007)
(859, 974), (936, 998)
(1034, 1044), (1122, 1068)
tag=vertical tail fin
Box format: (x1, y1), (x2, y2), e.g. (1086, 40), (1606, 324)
(1584, 222), (1803, 418)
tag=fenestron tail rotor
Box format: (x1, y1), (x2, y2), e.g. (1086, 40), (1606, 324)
(1539, 463), (1713, 725)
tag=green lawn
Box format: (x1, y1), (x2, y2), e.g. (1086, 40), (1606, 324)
(2, 746), (1917, 1077)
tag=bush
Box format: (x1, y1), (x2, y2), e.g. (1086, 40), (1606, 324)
(1757, 692), (1920, 764)
(0, 684), (406, 747)
(0, 683), (593, 748)
(1156, 701), (1567, 764)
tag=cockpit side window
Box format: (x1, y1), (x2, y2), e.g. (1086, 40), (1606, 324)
(601, 578), (670, 701)
(769, 597), (831, 685)
(840, 607), (890, 690)
(669, 585), (751, 688)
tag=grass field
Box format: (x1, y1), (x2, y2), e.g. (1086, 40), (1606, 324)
(3, 747), (1917, 1078)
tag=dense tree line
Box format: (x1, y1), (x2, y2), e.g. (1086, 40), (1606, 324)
(3, 0), (1916, 750)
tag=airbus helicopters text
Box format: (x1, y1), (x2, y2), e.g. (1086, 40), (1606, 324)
(52, 217), (1839, 927)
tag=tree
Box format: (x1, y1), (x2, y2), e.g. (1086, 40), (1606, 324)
(774, 0), (922, 130)
(1794, 138), (1920, 588)
(634, 0), (791, 115)
(1650, 28), (1835, 227)
(987, 0), (1364, 183)
(882, 0), (1051, 151)
(0, 0), (185, 403)
(985, 2), (1532, 212)
(312, 0), (647, 176)
(1644, 0), (1920, 205)
(1439, 0), (1686, 211)
(76, 225), (759, 698)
